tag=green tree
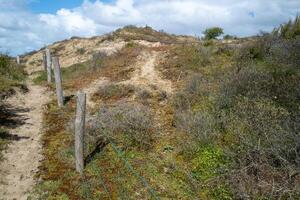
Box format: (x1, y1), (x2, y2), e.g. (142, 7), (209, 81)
(203, 27), (224, 40)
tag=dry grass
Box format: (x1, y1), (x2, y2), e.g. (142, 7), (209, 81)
(111, 26), (178, 44)
(98, 45), (143, 82)
(158, 43), (234, 84)
(91, 83), (135, 103)
(33, 45), (145, 91)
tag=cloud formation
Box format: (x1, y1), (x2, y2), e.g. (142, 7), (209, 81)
(0, 0), (299, 55)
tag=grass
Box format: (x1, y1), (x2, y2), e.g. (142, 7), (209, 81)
(111, 25), (178, 44)
(33, 45), (144, 91)
(32, 19), (300, 199)
(31, 36), (236, 200)
(158, 42), (234, 83)
(0, 54), (26, 98)
(169, 24), (300, 198)
(91, 83), (135, 103)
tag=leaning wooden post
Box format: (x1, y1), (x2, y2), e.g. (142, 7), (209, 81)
(45, 48), (52, 83)
(16, 56), (20, 64)
(75, 91), (86, 174)
(52, 57), (64, 107)
(42, 52), (47, 71)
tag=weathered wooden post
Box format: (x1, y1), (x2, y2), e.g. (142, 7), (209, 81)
(52, 57), (64, 107)
(75, 91), (86, 174)
(42, 52), (47, 71)
(16, 56), (20, 64)
(45, 48), (52, 83)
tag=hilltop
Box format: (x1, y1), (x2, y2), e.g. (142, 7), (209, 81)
(22, 26), (202, 74)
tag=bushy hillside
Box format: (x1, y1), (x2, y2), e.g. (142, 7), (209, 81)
(169, 17), (300, 199)
(28, 21), (299, 199)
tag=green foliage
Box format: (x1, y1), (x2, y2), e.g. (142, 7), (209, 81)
(223, 34), (237, 40)
(76, 47), (86, 55)
(125, 41), (136, 48)
(210, 184), (233, 200)
(32, 71), (47, 85)
(0, 54), (26, 95)
(203, 27), (224, 40)
(274, 15), (300, 39)
(173, 17), (300, 199)
(168, 45), (212, 71)
(191, 145), (228, 181)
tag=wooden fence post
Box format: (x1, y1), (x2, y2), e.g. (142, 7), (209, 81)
(75, 91), (86, 174)
(42, 52), (47, 71)
(52, 57), (64, 107)
(45, 48), (52, 83)
(16, 56), (20, 64)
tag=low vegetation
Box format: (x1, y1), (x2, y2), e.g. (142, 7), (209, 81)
(31, 17), (300, 199)
(159, 42), (234, 83)
(33, 44), (144, 90)
(0, 54), (26, 98)
(110, 25), (178, 44)
(172, 17), (300, 199)
(92, 83), (135, 103)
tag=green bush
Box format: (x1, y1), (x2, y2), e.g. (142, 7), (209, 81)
(173, 19), (300, 198)
(223, 34), (237, 40)
(88, 103), (156, 150)
(273, 15), (300, 39)
(76, 47), (86, 55)
(203, 27), (224, 40)
(0, 54), (26, 96)
(191, 145), (228, 181)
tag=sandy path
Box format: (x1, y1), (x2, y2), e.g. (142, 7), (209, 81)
(0, 81), (49, 200)
(124, 50), (173, 93)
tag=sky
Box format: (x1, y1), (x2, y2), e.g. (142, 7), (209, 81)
(0, 0), (299, 56)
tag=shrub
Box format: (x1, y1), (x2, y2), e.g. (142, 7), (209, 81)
(0, 54), (26, 97)
(88, 103), (156, 150)
(173, 20), (300, 198)
(92, 83), (135, 102)
(175, 110), (215, 145)
(76, 48), (86, 55)
(136, 88), (152, 100)
(273, 15), (300, 39)
(203, 27), (224, 40)
(223, 34), (237, 40)
(191, 145), (228, 181)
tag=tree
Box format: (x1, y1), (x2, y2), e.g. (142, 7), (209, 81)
(203, 27), (224, 40)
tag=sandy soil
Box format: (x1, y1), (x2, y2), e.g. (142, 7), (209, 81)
(124, 50), (173, 94)
(0, 81), (49, 200)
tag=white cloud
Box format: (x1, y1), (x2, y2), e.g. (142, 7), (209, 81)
(0, 0), (299, 55)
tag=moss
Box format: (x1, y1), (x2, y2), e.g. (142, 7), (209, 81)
(209, 184), (233, 200)
(191, 145), (228, 182)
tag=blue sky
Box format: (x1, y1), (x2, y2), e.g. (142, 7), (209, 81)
(29, 0), (86, 13)
(29, 0), (113, 13)
(0, 0), (299, 55)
